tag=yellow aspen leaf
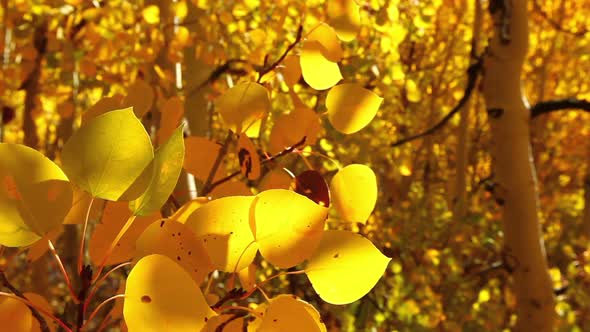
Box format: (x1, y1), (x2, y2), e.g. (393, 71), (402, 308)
(281, 55), (301, 87)
(0, 143), (73, 247)
(62, 108), (154, 201)
(0, 296), (33, 332)
(215, 82), (270, 134)
(89, 202), (159, 266)
(124, 254), (216, 332)
(131, 126), (184, 216)
(24, 292), (57, 332)
(253, 189), (328, 268)
(305, 230), (390, 304)
(185, 196), (258, 272)
(135, 220), (213, 284)
(183, 136), (223, 182)
(237, 133), (261, 181)
(238, 263), (257, 292)
(268, 105), (321, 154)
(300, 41), (342, 90)
(202, 314), (244, 332)
(122, 80), (155, 118)
(209, 180), (252, 198)
(81, 96), (123, 125)
(142, 5), (160, 25)
(259, 169), (293, 191)
(168, 198), (208, 224)
(307, 23), (343, 62)
(327, 0), (361, 42)
(157, 97), (184, 144)
(63, 186), (103, 224)
(257, 295), (326, 332)
(326, 83), (383, 134)
(330, 164), (377, 223)
(292, 170), (330, 207)
(405, 78), (421, 102)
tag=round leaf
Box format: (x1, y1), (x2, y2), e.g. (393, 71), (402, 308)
(0, 143), (73, 247)
(327, 0), (361, 42)
(215, 82), (270, 133)
(307, 22), (343, 62)
(185, 196), (258, 272)
(326, 83), (383, 134)
(183, 136), (223, 182)
(257, 295), (326, 332)
(61, 108), (154, 201)
(253, 189), (328, 268)
(305, 230), (391, 304)
(331, 164), (377, 223)
(124, 254), (216, 331)
(0, 296), (33, 331)
(300, 41), (342, 91)
(131, 126), (185, 216)
(122, 80), (155, 118)
(293, 170), (330, 207)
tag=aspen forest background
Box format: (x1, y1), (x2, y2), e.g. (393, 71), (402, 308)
(0, 0), (590, 331)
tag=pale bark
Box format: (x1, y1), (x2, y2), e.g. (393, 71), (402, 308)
(482, 1), (556, 330)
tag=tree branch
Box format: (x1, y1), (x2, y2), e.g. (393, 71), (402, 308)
(0, 270), (50, 332)
(186, 59), (250, 97)
(530, 98), (590, 118)
(390, 58), (483, 147)
(532, 1), (588, 37)
(257, 25), (303, 83)
(201, 131), (234, 195)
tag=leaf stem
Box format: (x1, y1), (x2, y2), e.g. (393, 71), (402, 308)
(84, 262), (131, 315)
(0, 292), (72, 332)
(77, 197), (95, 274)
(92, 215), (136, 283)
(47, 240), (79, 303)
(80, 294), (125, 331)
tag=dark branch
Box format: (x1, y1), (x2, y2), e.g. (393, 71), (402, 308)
(186, 59), (250, 97)
(0, 270), (50, 332)
(530, 98), (590, 118)
(390, 58), (483, 147)
(211, 288), (247, 310)
(532, 1), (588, 37)
(257, 25), (303, 83)
(201, 131), (234, 195)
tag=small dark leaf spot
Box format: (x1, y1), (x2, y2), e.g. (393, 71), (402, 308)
(177, 256), (181, 261)
(188, 251), (192, 255)
(204, 317), (208, 322)
(172, 234), (175, 237)
(141, 295), (152, 303)
(230, 231), (234, 235)
(160, 220), (165, 227)
(487, 108), (504, 119)
(116, 243), (120, 247)
(273, 319), (278, 322)
(177, 232), (181, 236)
(333, 253), (339, 258)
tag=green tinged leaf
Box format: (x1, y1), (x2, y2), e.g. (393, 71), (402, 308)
(61, 108), (154, 201)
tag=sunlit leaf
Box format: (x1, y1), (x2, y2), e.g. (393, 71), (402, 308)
(122, 80), (155, 118)
(0, 296), (33, 331)
(0, 143), (73, 247)
(257, 295), (326, 332)
(135, 219), (213, 284)
(89, 202), (159, 266)
(168, 198), (208, 224)
(215, 82), (270, 133)
(61, 108), (154, 201)
(26, 228), (62, 263)
(183, 136), (223, 182)
(281, 55), (301, 87)
(237, 133), (261, 180)
(300, 41), (342, 90)
(305, 230), (390, 304)
(185, 196), (258, 272)
(307, 23), (343, 62)
(63, 186), (103, 225)
(131, 126), (184, 216)
(330, 164), (377, 223)
(124, 254), (216, 331)
(253, 189), (328, 268)
(326, 83), (383, 134)
(327, 0), (361, 41)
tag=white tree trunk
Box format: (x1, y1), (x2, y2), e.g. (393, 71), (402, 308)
(482, 1), (555, 330)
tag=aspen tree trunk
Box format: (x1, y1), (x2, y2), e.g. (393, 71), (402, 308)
(482, 1), (555, 330)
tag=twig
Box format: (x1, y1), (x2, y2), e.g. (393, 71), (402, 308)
(530, 98), (590, 118)
(0, 271), (50, 332)
(257, 25), (303, 83)
(391, 58), (483, 147)
(201, 131), (234, 195)
(211, 288), (247, 310)
(532, 1), (587, 37)
(186, 59), (250, 97)
(205, 136), (307, 194)
(214, 311), (247, 332)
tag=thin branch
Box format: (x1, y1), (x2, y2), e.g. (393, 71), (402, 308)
(211, 288), (247, 310)
(0, 271), (50, 332)
(205, 136), (307, 194)
(47, 240), (79, 303)
(532, 1), (588, 37)
(257, 25), (303, 83)
(201, 131), (234, 195)
(391, 58), (483, 147)
(530, 98), (590, 118)
(186, 59), (250, 97)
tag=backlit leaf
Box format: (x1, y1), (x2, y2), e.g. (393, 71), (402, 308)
(216, 82), (270, 134)
(253, 189), (328, 268)
(183, 136), (223, 182)
(0, 296), (33, 332)
(330, 164), (377, 223)
(63, 186), (103, 224)
(131, 126), (184, 216)
(168, 198), (208, 224)
(307, 23), (343, 62)
(135, 219), (213, 284)
(0, 143), (72, 247)
(122, 80), (155, 118)
(327, 0), (361, 41)
(124, 254), (216, 331)
(185, 196), (258, 272)
(305, 230), (390, 304)
(81, 96), (122, 125)
(300, 41), (342, 90)
(238, 263), (257, 292)
(268, 104), (321, 154)
(157, 96), (184, 144)
(257, 295), (326, 332)
(326, 83), (383, 134)
(62, 108), (154, 201)
(281, 55), (301, 87)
